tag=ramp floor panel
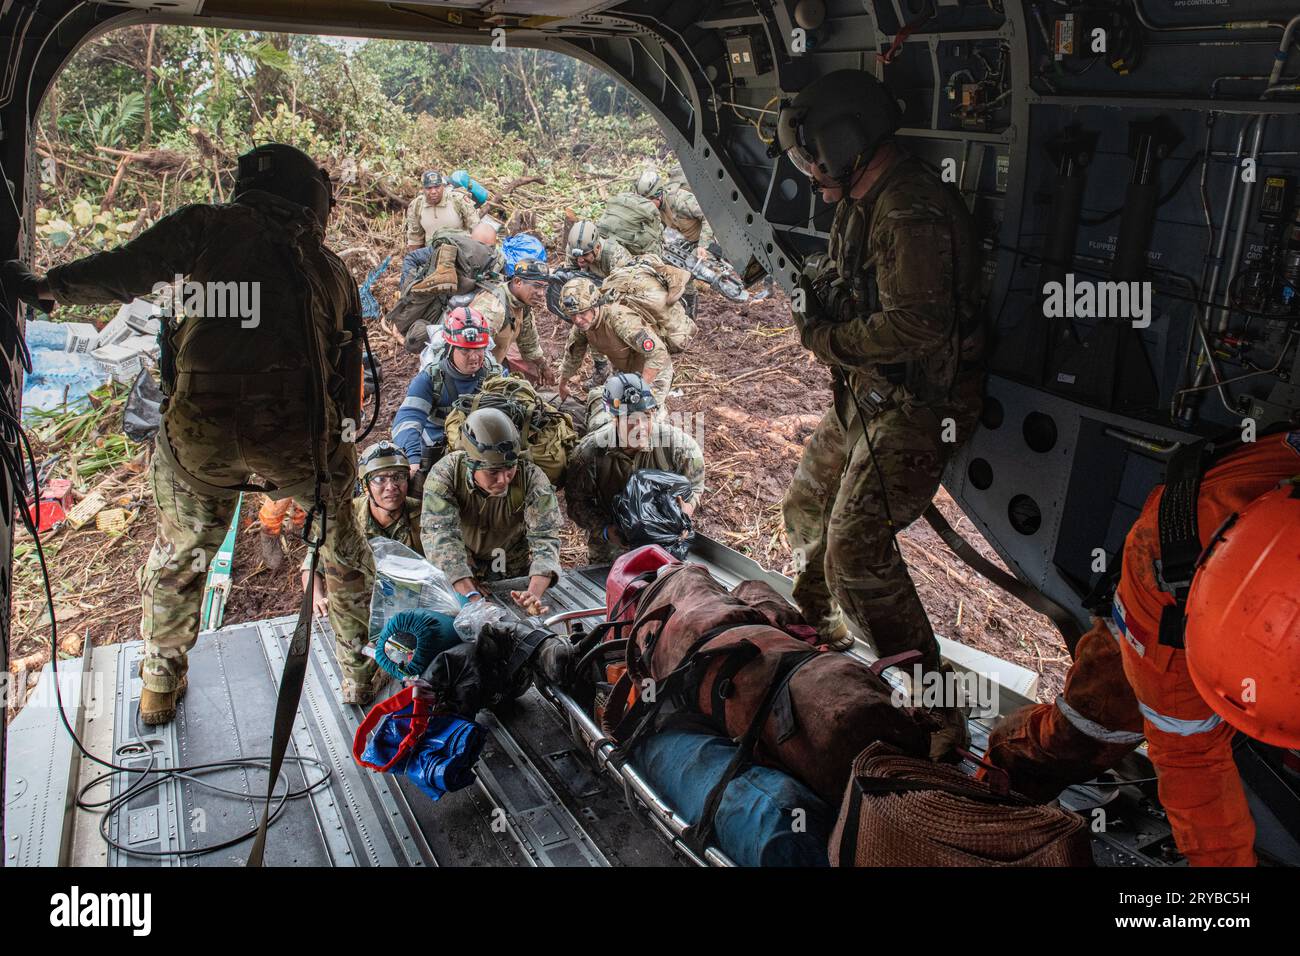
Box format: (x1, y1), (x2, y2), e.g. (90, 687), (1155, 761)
(96, 569), (684, 867)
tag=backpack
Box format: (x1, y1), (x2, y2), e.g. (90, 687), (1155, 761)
(602, 256), (696, 353)
(408, 229), (500, 294)
(597, 193), (664, 256)
(442, 374), (578, 488)
(502, 233), (547, 275)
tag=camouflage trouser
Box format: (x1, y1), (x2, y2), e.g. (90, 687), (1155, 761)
(782, 402), (965, 670)
(585, 530), (621, 566)
(140, 417), (373, 691)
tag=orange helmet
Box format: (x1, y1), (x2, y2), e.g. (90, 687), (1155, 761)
(1184, 481), (1300, 748)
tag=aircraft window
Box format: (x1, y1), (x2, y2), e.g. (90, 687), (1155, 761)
(1008, 495), (1043, 536)
(979, 397), (1004, 430)
(1022, 412), (1058, 454)
(968, 458), (993, 491)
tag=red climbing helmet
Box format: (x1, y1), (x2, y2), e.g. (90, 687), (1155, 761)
(443, 306), (491, 349)
(606, 544), (680, 621)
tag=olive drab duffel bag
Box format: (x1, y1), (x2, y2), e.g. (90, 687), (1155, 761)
(443, 374), (578, 488)
(596, 193), (664, 256)
(599, 557), (936, 806)
(829, 742), (1094, 867)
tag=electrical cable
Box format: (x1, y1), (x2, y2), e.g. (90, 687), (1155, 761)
(0, 404), (334, 858)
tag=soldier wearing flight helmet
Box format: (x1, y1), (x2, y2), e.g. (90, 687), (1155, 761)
(776, 70), (987, 758)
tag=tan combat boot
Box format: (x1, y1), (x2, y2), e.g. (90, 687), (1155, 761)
(819, 610), (856, 652)
(138, 661), (189, 726)
(411, 243), (460, 295)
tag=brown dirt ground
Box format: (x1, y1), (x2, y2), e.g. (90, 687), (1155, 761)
(9, 276), (1070, 720)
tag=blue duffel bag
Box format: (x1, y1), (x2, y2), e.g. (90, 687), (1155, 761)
(633, 730), (832, 867)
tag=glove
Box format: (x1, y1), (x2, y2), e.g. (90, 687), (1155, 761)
(793, 273), (827, 329)
(3, 260), (53, 314)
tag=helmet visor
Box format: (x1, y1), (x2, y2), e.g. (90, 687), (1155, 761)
(466, 435), (519, 463)
(784, 144), (820, 180)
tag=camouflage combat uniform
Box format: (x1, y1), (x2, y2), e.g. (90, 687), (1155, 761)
(659, 185), (712, 247)
(561, 234), (633, 279)
(566, 420), (705, 562)
(419, 451), (563, 583)
(314, 494), (423, 669)
(45, 194), (375, 691)
(405, 190), (480, 246)
(782, 155), (986, 669)
(471, 281), (545, 370)
(559, 303), (674, 409)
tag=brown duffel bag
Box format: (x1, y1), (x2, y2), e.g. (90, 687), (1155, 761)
(830, 742), (1094, 867)
(604, 563), (934, 805)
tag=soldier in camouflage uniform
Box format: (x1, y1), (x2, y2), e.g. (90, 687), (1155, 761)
(566, 373), (704, 563)
(636, 170), (714, 253)
(14, 144), (380, 721)
(776, 71), (986, 694)
(303, 442), (423, 667)
(553, 277), (674, 413)
(559, 221), (631, 387)
(563, 221), (634, 279)
(420, 408), (563, 616)
(469, 258), (555, 385)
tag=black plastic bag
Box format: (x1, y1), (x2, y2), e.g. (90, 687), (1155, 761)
(613, 468), (695, 559)
(123, 367), (164, 443)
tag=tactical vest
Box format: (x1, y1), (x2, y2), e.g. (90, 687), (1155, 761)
(448, 454), (529, 564)
(585, 308), (650, 376)
(422, 355), (491, 440)
(821, 160), (985, 408)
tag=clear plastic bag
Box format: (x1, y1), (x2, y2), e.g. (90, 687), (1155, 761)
(452, 600), (508, 643)
(367, 538), (463, 642)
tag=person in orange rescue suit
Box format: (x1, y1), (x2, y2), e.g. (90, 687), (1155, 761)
(985, 429), (1300, 866)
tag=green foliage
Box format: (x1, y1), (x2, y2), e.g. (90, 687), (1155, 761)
(35, 26), (670, 264)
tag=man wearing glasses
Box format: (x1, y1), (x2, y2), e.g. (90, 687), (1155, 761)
(420, 408), (563, 617)
(301, 440), (424, 704)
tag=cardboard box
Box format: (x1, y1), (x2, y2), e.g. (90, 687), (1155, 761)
(90, 343), (144, 383)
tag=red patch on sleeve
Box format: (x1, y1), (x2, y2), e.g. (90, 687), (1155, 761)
(636, 331), (654, 352)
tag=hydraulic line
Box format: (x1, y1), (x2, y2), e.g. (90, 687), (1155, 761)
(1132, 2), (1286, 34)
